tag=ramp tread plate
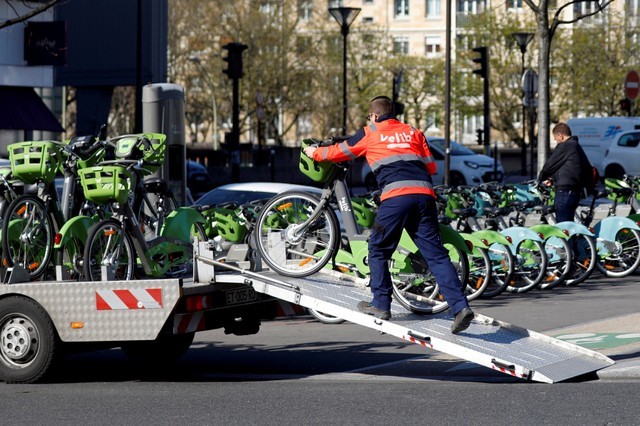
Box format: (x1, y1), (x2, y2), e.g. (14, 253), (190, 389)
(253, 270), (613, 382)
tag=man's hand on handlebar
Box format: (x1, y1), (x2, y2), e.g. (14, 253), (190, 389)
(303, 146), (317, 158)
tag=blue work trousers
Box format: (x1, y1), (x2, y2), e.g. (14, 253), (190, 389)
(367, 194), (469, 315)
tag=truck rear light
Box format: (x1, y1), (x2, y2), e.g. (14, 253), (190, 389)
(185, 295), (213, 311)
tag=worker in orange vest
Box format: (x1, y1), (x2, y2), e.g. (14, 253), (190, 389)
(304, 96), (474, 334)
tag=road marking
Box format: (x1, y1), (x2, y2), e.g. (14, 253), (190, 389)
(555, 332), (640, 350)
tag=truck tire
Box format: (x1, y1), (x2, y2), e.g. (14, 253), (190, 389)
(121, 332), (195, 364)
(0, 296), (59, 384)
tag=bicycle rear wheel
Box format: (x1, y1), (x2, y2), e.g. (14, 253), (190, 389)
(254, 191), (340, 277)
(565, 234), (597, 286)
(1, 195), (54, 280)
(596, 228), (640, 277)
(84, 219), (135, 281)
(392, 246), (468, 315)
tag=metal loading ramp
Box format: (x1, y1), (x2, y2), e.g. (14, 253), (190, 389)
(215, 268), (614, 383)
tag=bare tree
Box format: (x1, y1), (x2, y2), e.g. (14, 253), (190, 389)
(523, 0), (614, 173)
(0, 0), (61, 30)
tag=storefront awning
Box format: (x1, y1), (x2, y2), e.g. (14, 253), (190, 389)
(0, 86), (64, 132)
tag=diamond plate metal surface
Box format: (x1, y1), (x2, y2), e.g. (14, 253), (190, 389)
(254, 270), (614, 383)
(0, 278), (182, 342)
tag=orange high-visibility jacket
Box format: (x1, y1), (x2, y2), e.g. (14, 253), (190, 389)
(312, 117), (436, 201)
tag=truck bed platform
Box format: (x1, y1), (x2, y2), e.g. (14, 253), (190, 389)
(215, 267), (614, 383)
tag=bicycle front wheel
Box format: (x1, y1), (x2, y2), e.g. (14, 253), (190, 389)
(84, 219), (135, 281)
(596, 228), (640, 278)
(538, 237), (573, 290)
(465, 246), (491, 301)
(255, 191), (340, 277)
(507, 239), (548, 293)
(1, 195), (54, 280)
(480, 242), (515, 298)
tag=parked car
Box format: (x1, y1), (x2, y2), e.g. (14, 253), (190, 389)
(187, 160), (215, 200)
(195, 182), (322, 207)
(600, 130), (640, 179)
(361, 137), (504, 189)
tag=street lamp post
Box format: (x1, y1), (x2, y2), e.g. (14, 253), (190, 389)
(189, 56), (219, 150)
(329, 6), (361, 136)
(511, 32), (534, 176)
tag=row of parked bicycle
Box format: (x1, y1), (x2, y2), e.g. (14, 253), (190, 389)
(4, 134), (639, 323)
(0, 130), (208, 283)
(200, 138), (640, 320)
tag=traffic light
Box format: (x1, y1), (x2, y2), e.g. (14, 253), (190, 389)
(620, 98), (632, 116)
(472, 46), (487, 79)
(476, 128), (483, 145)
(222, 42), (248, 79)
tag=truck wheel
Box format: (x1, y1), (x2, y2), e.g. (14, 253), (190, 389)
(0, 296), (59, 383)
(121, 332), (195, 364)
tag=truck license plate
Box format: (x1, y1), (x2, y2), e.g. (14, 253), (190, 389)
(226, 288), (258, 305)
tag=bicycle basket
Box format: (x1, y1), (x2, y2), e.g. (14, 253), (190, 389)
(351, 196), (376, 228)
(115, 133), (166, 175)
(78, 166), (133, 205)
(8, 141), (62, 184)
(299, 139), (335, 183)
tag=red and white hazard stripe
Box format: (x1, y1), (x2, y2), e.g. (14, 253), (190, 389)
(174, 312), (207, 334)
(96, 288), (163, 310)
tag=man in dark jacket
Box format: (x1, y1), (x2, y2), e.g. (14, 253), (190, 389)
(538, 122), (592, 222)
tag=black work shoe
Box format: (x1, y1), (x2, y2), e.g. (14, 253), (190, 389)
(451, 307), (474, 334)
(357, 301), (391, 320)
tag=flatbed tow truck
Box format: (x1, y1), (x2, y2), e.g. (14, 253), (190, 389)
(0, 241), (614, 384)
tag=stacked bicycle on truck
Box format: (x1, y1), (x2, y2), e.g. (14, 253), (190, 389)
(0, 132), (206, 283)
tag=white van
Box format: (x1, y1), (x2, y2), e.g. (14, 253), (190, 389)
(567, 117), (640, 168)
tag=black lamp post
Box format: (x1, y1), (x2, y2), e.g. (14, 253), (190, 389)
(511, 32), (534, 176)
(329, 6), (361, 136)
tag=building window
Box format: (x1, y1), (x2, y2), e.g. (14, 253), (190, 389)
(425, 36), (441, 57)
(506, 0), (522, 9)
(574, 0), (598, 18)
(363, 0), (374, 4)
(299, 0), (313, 21)
(395, 0), (410, 18)
(362, 16), (374, 23)
(457, 0), (485, 14)
(426, 0), (441, 17)
(328, 0), (342, 8)
(393, 36), (409, 54)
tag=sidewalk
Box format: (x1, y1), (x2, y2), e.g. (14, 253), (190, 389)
(546, 313), (640, 380)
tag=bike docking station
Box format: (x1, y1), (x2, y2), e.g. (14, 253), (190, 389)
(193, 240), (615, 383)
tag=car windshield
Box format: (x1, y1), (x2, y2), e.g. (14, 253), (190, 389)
(428, 139), (475, 156)
(196, 189), (276, 206)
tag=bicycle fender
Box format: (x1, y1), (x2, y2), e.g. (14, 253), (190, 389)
(54, 216), (100, 249)
(162, 207), (206, 242)
(500, 226), (543, 246)
(469, 229), (512, 246)
(529, 223), (569, 240)
(594, 216), (640, 241)
(439, 224), (471, 254)
(553, 221), (595, 237)
(459, 232), (486, 256)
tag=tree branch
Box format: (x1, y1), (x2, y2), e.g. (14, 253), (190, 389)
(0, 0), (61, 30)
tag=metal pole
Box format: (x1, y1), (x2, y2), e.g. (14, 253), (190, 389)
(342, 31), (348, 136)
(521, 50), (527, 176)
(444, 0), (451, 186)
(529, 104), (535, 180)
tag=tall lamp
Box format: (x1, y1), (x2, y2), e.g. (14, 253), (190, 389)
(329, 6), (361, 136)
(189, 56), (219, 150)
(511, 32), (534, 176)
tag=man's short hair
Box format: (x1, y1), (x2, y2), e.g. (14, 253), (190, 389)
(553, 122), (572, 137)
(370, 96), (394, 116)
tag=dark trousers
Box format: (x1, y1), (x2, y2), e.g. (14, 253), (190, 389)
(554, 190), (580, 223)
(367, 194), (469, 315)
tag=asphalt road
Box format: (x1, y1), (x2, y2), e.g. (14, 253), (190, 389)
(1, 271), (639, 425)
